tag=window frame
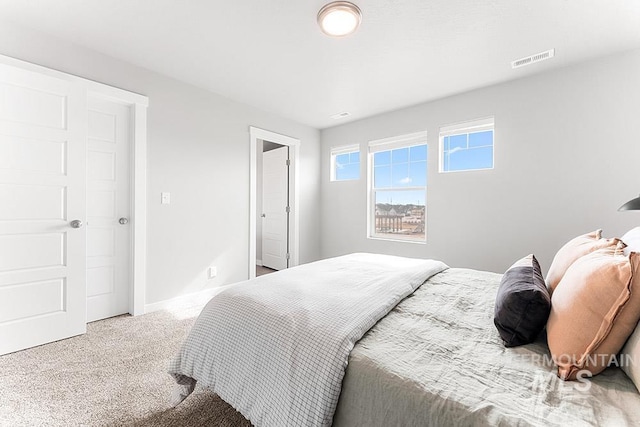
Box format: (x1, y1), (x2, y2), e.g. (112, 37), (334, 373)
(439, 117), (495, 173)
(367, 131), (428, 244)
(330, 144), (361, 182)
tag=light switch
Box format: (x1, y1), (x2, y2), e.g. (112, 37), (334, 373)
(161, 192), (171, 205)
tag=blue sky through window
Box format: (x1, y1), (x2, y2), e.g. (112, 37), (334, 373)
(374, 145), (427, 191)
(334, 150), (360, 180)
(442, 130), (493, 172)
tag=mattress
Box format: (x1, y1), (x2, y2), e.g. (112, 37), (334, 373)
(333, 268), (640, 426)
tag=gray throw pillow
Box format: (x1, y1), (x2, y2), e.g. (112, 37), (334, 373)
(494, 254), (551, 347)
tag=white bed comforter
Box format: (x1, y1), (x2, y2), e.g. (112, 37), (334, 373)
(168, 253), (447, 427)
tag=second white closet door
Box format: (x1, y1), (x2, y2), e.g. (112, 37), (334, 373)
(86, 97), (131, 322)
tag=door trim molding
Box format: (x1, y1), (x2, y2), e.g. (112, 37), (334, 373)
(249, 126), (300, 279)
(0, 54), (148, 317)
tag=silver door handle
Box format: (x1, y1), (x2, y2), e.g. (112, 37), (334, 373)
(261, 213), (266, 218)
(119, 217), (129, 225)
(70, 219), (83, 229)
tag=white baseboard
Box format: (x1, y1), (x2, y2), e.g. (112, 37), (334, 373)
(144, 285), (234, 314)
(256, 259), (263, 266)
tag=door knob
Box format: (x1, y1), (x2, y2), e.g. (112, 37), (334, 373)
(119, 217), (129, 225)
(261, 213), (266, 218)
(70, 219), (83, 229)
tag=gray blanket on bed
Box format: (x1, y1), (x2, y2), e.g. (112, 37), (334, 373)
(168, 253), (447, 427)
(333, 268), (640, 427)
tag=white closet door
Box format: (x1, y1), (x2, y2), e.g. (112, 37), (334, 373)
(0, 61), (87, 355)
(86, 97), (131, 322)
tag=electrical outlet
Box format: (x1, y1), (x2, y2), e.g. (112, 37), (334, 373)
(161, 192), (171, 204)
(208, 266), (217, 279)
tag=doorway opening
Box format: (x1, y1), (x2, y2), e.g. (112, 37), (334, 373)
(257, 141), (289, 275)
(249, 127), (300, 280)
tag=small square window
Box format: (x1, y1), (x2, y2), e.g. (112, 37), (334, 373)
(439, 117), (494, 173)
(330, 144), (360, 181)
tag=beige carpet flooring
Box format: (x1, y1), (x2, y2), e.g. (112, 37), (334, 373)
(0, 301), (252, 426)
(255, 265), (277, 277)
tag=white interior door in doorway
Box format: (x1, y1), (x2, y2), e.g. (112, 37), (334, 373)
(86, 97), (131, 322)
(249, 127), (300, 279)
(261, 146), (289, 270)
(0, 61), (87, 355)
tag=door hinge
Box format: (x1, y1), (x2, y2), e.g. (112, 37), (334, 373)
(286, 206), (290, 213)
(286, 159), (290, 166)
(286, 253), (291, 260)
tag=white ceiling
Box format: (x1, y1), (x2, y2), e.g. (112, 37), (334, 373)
(2, 0), (640, 129)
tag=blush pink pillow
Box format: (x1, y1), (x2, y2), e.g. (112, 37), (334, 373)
(545, 230), (620, 294)
(547, 243), (640, 380)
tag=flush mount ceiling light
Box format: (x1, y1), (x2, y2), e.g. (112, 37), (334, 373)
(318, 1), (362, 37)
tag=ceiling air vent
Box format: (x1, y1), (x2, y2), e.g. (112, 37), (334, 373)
(330, 112), (351, 120)
(511, 49), (555, 69)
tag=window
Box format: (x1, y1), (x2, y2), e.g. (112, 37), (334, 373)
(368, 131), (428, 243)
(330, 144), (360, 181)
(439, 117), (494, 172)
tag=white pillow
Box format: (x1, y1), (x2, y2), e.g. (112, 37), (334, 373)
(622, 326), (640, 391)
(621, 227), (640, 257)
(620, 227), (640, 390)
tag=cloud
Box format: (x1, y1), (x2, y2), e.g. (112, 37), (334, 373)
(336, 162), (345, 169)
(448, 147), (463, 155)
(399, 177), (412, 184)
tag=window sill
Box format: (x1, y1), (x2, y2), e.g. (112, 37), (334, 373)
(367, 236), (427, 245)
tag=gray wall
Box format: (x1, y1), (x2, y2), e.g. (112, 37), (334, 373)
(0, 22), (321, 304)
(320, 49), (640, 274)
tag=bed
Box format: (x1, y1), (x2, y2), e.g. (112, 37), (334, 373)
(169, 253), (640, 426)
